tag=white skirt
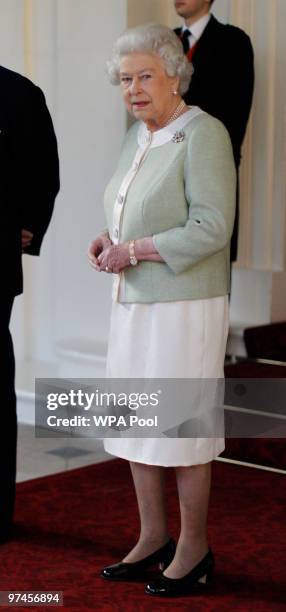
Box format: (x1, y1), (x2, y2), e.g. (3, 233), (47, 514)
(103, 295), (229, 466)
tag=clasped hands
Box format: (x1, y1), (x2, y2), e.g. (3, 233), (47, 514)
(87, 233), (131, 274)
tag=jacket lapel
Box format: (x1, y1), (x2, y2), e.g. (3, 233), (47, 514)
(190, 15), (224, 67)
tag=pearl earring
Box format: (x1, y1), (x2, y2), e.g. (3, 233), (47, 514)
(173, 90), (178, 95)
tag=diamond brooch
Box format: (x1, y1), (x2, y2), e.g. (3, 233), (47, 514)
(172, 130), (185, 143)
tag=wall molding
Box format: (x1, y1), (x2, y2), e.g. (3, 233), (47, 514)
(23, 0), (34, 78)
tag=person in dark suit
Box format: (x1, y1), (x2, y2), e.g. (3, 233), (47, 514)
(174, 0), (254, 261)
(0, 65), (59, 543)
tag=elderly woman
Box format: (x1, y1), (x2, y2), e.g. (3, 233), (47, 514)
(88, 23), (235, 597)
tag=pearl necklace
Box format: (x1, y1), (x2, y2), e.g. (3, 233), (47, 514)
(145, 100), (188, 141)
(165, 99), (187, 126)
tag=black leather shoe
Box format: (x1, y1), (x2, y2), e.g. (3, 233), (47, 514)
(100, 538), (176, 581)
(145, 547), (214, 597)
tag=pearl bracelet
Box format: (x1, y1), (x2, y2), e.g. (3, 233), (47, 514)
(129, 240), (138, 266)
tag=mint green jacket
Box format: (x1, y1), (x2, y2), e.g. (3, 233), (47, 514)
(104, 112), (236, 303)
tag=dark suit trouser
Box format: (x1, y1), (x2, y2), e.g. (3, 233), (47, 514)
(0, 297), (17, 530)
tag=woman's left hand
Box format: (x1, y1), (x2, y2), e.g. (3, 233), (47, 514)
(97, 243), (130, 274)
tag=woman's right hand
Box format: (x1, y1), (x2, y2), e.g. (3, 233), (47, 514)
(87, 233), (112, 271)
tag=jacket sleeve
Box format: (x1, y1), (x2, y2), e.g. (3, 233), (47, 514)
(152, 116), (236, 275)
(21, 84), (60, 255)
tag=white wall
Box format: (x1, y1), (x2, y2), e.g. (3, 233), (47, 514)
(52, 0), (126, 353)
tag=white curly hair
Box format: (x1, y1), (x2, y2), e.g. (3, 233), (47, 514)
(106, 23), (193, 95)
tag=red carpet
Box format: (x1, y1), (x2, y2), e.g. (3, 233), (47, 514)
(0, 459), (285, 611)
(222, 438), (286, 470)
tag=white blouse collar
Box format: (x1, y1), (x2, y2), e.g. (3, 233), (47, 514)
(137, 106), (204, 149)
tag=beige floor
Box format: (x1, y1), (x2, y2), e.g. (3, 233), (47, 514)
(17, 423), (113, 482)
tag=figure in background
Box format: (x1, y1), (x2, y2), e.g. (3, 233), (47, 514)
(174, 0), (254, 261)
(0, 65), (60, 543)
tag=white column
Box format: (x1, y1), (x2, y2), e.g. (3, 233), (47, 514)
(230, 0), (286, 329)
